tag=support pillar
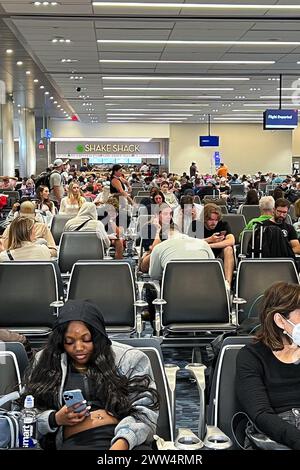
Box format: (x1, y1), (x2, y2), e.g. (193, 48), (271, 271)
(0, 101), (14, 176)
(19, 108), (36, 177)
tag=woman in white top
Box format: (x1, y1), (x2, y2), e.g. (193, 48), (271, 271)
(64, 202), (110, 250)
(160, 181), (179, 209)
(0, 217), (51, 262)
(59, 181), (86, 216)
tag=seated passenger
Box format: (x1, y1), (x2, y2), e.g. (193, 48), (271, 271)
(236, 282), (300, 450)
(239, 195), (274, 241)
(59, 182), (86, 216)
(21, 299), (159, 450)
(64, 202), (110, 250)
(1, 201), (57, 257)
(0, 217), (51, 261)
(203, 203), (235, 289)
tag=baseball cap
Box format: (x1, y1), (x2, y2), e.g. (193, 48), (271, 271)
(54, 299), (111, 345)
(53, 158), (64, 167)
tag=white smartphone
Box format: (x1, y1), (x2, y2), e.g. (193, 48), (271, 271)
(63, 389), (87, 413)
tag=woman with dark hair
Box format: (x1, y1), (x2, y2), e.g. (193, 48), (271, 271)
(21, 299), (159, 450)
(236, 281), (300, 450)
(237, 188), (259, 213)
(35, 185), (55, 215)
(110, 165), (133, 205)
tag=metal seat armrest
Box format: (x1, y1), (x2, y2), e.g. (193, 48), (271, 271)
(203, 425), (232, 450)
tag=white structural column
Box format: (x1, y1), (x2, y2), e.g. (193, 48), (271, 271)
(19, 108), (36, 177)
(0, 101), (14, 176)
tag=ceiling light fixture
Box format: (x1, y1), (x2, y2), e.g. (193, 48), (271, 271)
(102, 76), (249, 81)
(103, 87), (234, 91)
(6, 49), (13, 54)
(16, 61), (23, 66)
(104, 95), (222, 99)
(92, 2), (300, 11)
(98, 39), (300, 46)
(51, 37), (71, 44)
(99, 59), (275, 65)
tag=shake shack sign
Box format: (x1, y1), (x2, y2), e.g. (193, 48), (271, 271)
(56, 141), (161, 156)
(82, 143), (141, 153)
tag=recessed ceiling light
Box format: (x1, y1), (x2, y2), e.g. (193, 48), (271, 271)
(33, 79), (39, 83)
(52, 37), (71, 43)
(57, 104), (61, 108)
(25, 70), (31, 75)
(50, 96), (54, 100)
(54, 101), (58, 104)
(92, 2), (300, 11)
(44, 91), (49, 95)
(40, 85), (45, 89)
(16, 61), (23, 66)
(6, 49), (13, 54)
(61, 58), (78, 63)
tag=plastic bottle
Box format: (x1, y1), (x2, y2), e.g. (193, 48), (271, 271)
(19, 395), (39, 448)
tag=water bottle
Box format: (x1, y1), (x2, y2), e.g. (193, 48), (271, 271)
(19, 395), (39, 448)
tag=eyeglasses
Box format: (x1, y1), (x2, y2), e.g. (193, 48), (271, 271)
(275, 209), (288, 215)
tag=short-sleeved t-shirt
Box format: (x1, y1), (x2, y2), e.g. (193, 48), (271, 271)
(204, 220), (232, 256)
(49, 171), (63, 202)
(262, 219), (298, 242)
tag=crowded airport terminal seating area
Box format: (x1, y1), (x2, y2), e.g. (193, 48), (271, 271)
(1, 166), (300, 451)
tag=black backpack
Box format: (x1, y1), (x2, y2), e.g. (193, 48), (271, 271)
(247, 222), (295, 260)
(35, 170), (58, 190)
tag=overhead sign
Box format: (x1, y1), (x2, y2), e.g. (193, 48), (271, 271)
(263, 109), (298, 130)
(56, 141), (161, 156)
(214, 151), (221, 168)
(199, 136), (220, 147)
(38, 139), (45, 150)
(44, 129), (52, 139)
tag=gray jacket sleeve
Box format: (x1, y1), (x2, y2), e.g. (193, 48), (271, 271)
(110, 348), (159, 450)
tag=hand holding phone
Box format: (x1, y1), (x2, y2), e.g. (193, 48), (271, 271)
(63, 389), (87, 413)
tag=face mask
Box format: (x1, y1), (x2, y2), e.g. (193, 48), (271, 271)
(283, 318), (300, 347)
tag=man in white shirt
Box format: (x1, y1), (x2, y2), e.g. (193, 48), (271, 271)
(149, 224), (214, 281)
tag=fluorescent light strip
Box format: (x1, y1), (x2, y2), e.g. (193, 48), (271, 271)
(93, 2), (300, 11)
(219, 114), (262, 117)
(260, 95), (294, 99)
(98, 39), (300, 46)
(103, 76), (249, 81)
(107, 113), (193, 116)
(103, 87), (234, 91)
(105, 108), (204, 112)
(158, 103), (209, 107)
(108, 116), (187, 120)
(51, 137), (152, 142)
(100, 59), (275, 65)
(233, 109), (263, 112)
(213, 118), (262, 121)
(243, 103), (291, 107)
(104, 95), (222, 99)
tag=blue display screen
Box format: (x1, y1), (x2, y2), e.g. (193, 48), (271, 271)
(263, 109), (298, 129)
(199, 136), (219, 147)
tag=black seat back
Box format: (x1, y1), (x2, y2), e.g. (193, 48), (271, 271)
(222, 214), (246, 242)
(207, 336), (254, 448)
(236, 259), (299, 321)
(0, 351), (21, 407)
(240, 205), (260, 223)
(0, 261), (63, 328)
(1, 342), (29, 378)
(50, 214), (73, 245)
(58, 232), (104, 274)
(161, 260), (230, 326)
(67, 261), (136, 328)
(115, 338), (173, 441)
